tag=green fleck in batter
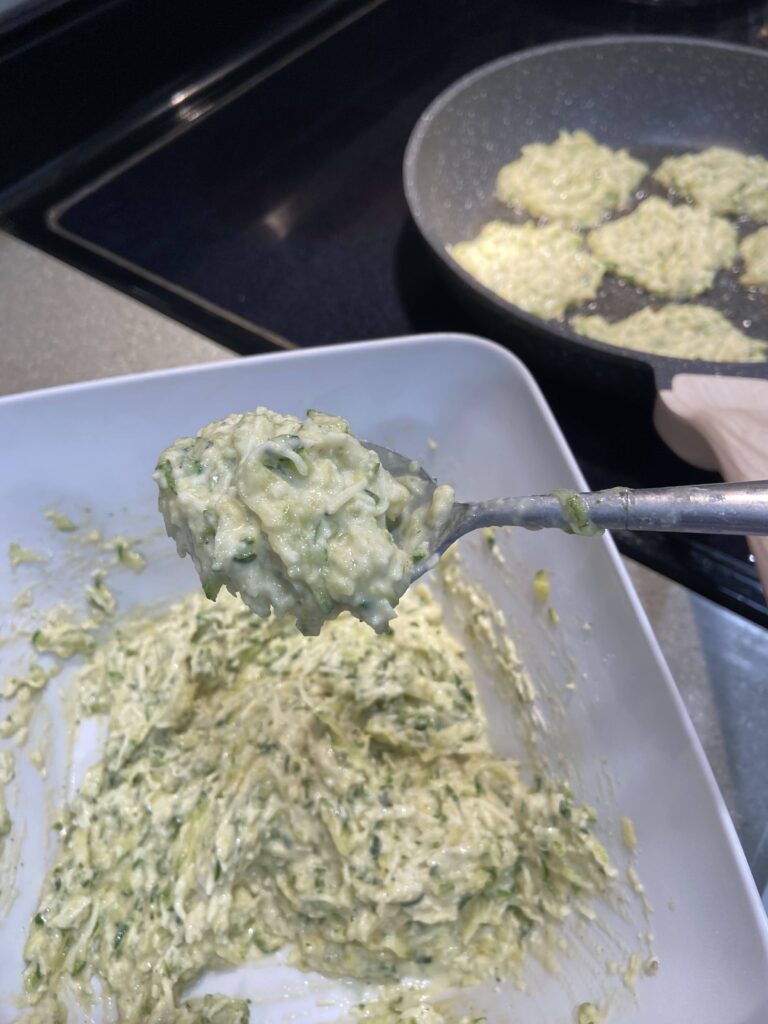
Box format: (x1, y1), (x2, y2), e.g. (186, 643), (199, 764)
(85, 572), (117, 618)
(107, 537), (147, 573)
(31, 610), (95, 659)
(551, 490), (602, 538)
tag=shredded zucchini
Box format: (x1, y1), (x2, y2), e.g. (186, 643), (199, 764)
(22, 587), (617, 1023)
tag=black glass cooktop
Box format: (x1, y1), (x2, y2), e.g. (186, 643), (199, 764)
(5, 0), (768, 624)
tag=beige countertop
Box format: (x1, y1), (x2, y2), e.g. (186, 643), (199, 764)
(2, 230), (767, 902)
(0, 234), (232, 393)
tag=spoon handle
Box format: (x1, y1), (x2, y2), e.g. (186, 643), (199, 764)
(466, 480), (768, 536)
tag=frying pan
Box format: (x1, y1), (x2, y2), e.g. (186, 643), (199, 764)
(403, 36), (768, 590)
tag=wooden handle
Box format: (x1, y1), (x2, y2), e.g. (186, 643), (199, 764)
(654, 375), (768, 599)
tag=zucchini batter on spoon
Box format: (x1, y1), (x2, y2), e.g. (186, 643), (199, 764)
(154, 408), (454, 635)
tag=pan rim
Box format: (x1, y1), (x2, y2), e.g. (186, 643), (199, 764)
(403, 33), (768, 381)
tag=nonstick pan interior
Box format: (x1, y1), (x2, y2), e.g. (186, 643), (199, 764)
(404, 36), (768, 394)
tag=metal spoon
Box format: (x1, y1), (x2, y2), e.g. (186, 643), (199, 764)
(365, 443), (768, 582)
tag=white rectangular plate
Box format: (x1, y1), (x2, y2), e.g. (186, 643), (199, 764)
(1, 333), (766, 1023)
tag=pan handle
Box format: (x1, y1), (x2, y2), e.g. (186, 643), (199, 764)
(654, 374), (768, 600)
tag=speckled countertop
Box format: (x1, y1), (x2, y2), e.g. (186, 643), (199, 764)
(2, 230), (767, 904)
(0, 233), (231, 391)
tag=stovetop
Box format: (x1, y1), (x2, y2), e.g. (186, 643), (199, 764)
(4, 0), (768, 625)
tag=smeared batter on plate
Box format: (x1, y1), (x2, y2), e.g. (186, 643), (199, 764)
(20, 585), (620, 1023)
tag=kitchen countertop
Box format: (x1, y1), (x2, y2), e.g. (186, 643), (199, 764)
(2, 229), (767, 903)
(0, 232), (231, 392)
